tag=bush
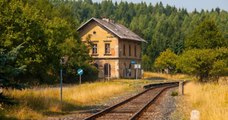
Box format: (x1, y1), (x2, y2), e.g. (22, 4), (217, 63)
(177, 48), (228, 82)
(64, 64), (98, 83)
(171, 91), (178, 96)
(154, 49), (178, 73)
(79, 64), (99, 82)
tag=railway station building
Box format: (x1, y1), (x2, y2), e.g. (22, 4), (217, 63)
(77, 17), (146, 79)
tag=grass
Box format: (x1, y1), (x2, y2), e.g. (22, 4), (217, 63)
(0, 72), (189, 119)
(143, 72), (192, 80)
(0, 79), (154, 119)
(173, 81), (228, 120)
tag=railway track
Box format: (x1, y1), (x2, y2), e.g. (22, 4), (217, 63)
(84, 82), (179, 120)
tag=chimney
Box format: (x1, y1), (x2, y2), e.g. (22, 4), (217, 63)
(102, 18), (114, 23)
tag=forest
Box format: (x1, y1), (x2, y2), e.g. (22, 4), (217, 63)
(0, 0), (228, 87)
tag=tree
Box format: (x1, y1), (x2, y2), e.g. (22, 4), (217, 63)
(185, 20), (226, 49)
(1, 0), (228, 84)
(0, 0), (96, 84)
(177, 48), (228, 82)
(0, 0), (49, 83)
(48, 0), (228, 72)
(142, 55), (151, 71)
(154, 49), (178, 73)
(210, 47), (228, 78)
(0, 44), (26, 90)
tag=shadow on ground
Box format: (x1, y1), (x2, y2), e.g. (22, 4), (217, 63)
(43, 104), (108, 116)
(144, 77), (167, 81)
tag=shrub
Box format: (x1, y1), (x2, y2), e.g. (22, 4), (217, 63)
(171, 91), (178, 96)
(64, 63), (98, 83)
(177, 48), (228, 82)
(154, 49), (178, 73)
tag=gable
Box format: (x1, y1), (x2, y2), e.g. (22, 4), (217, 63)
(78, 20), (118, 41)
(77, 18), (147, 43)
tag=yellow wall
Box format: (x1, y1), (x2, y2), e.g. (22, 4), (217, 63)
(80, 21), (119, 58)
(119, 39), (141, 59)
(94, 59), (119, 78)
(79, 21), (142, 79)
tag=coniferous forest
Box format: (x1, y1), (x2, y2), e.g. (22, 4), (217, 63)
(1, 0), (228, 86)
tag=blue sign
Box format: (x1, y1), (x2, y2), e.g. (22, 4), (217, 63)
(77, 68), (83, 75)
(131, 60), (136, 64)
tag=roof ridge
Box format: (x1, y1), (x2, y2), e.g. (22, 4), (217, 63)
(77, 17), (147, 43)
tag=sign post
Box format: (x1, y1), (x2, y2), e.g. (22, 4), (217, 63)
(134, 64), (141, 80)
(60, 68), (63, 106)
(77, 68), (83, 84)
(131, 60), (136, 64)
(136, 67), (138, 80)
(59, 57), (65, 110)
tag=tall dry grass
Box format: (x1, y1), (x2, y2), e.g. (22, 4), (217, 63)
(184, 82), (228, 120)
(2, 80), (143, 119)
(143, 72), (192, 80)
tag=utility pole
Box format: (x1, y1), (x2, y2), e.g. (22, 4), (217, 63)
(60, 68), (63, 106)
(60, 57), (65, 110)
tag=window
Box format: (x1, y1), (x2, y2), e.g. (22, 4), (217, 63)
(134, 45), (137, 57)
(129, 45), (131, 56)
(105, 43), (110, 54)
(92, 44), (97, 54)
(123, 44), (126, 56)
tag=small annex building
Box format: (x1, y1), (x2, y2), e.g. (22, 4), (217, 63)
(77, 17), (146, 79)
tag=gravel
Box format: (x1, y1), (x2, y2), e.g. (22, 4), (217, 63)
(46, 87), (144, 120)
(139, 87), (178, 120)
(46, 87), (178, 120)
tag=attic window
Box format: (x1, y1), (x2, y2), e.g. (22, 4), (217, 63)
(93, 31), (96, 34)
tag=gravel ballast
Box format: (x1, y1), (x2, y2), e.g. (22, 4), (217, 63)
(47, 87), (178, 120)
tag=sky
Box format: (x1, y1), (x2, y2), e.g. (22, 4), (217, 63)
(94, 0), (228, 12)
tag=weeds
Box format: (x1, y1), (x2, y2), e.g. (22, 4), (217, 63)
(171, 91), (178, 96)
(175, 82), (228, 120)
(1, 79), (152, 119)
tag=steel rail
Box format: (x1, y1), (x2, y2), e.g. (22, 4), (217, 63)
(84, 86), (155, 120)
(84, 82), (179, 120)
(129, 84), (178, 120)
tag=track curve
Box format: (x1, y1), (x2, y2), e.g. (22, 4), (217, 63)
(84, 82), (179, 120)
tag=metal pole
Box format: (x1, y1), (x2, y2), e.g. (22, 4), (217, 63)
(136, 68), (138, 80)
(60, 68), (63, 108)
(108, 64), (110, 81)
(79, 75), (81, 84)
(179, 81), (184, 95)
